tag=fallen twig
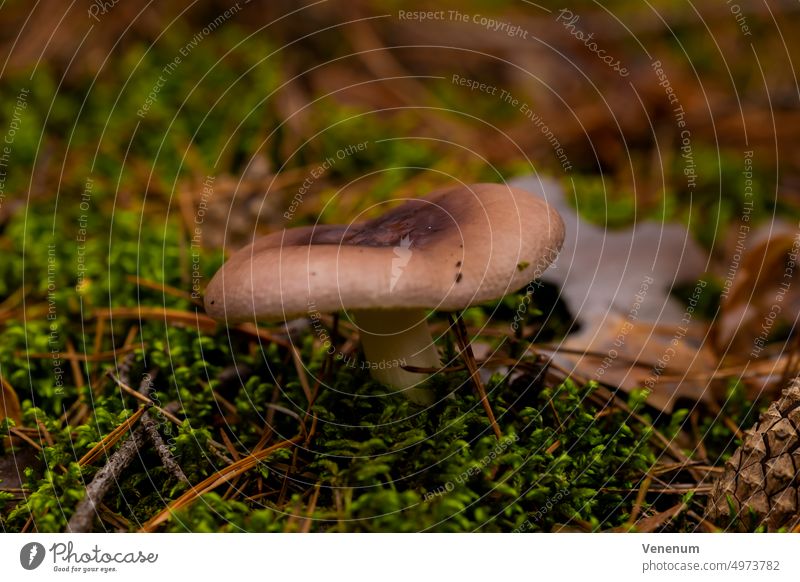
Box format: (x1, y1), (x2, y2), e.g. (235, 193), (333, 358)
(136, 375), (189, 486)
(67, 425), (146, 532)
(109, 371), (233, 465)
(139, 411), (188, 485)
(68, 371), (189, 532)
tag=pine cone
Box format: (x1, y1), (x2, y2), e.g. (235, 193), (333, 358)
(706, 379), (800, 531)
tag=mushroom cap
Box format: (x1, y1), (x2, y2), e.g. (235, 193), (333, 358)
(204, 182), (565, 322)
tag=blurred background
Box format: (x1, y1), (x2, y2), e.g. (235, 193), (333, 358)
(2, 0), (798, 244)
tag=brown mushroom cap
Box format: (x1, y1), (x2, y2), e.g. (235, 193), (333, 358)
(204, 183), (565, 322)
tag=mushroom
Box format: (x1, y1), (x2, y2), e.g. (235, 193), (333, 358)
(204, 183), (564, 405)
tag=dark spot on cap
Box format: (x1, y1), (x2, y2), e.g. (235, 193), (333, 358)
(210, 300), (215, 304)
(455, 273), (463, 283)
(455, 261), (462, 267)
(294, 199), (454, 249)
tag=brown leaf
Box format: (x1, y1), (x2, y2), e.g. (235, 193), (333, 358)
(549, 312), (718, 412)
(715, 220), (800, 358)
(514, 176), (716, 412)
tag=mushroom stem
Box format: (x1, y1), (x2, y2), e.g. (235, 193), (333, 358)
(353, 309), (440, 405)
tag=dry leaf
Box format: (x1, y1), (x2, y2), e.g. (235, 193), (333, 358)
(513, 176), (716, 411)
(512, 175), (708, 324)
(715, 220), (800, 358)
(548, 312), (717, 412)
